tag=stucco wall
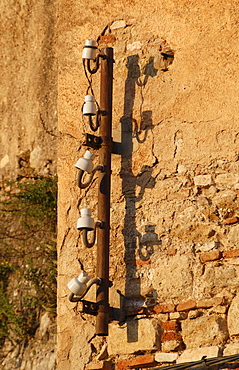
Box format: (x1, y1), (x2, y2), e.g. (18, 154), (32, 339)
(57, 1), (239, 369)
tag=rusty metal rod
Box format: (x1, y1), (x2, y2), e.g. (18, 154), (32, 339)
(96, 48), (113, 336)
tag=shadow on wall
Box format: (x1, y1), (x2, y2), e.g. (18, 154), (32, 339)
(120, 54), (159, 342)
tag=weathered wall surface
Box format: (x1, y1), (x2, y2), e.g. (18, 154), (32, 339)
(0, 0), (57, 180)
(58, 1), (239, 369)
(0, 1), (57, 369)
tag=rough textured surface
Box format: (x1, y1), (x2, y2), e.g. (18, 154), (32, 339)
(1, 312), (56, 370)
(0, 0), (57, 368)
(0, 0), (57, 180)
(181, 314), (229, 348)
(108, 319), (159, 355)
(177, 347), (219, 363)
(227, 294), (239, 336)
(56, 0), (239, 368)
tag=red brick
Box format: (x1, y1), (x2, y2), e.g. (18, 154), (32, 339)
(200, 250), (221, 263)
(86, 360), (112, 370)
(98, 35), (116, 44)
(148, 304), (175, 314)
(161, 332), (182, 342)
(223, 250), (239, 258)
(117, 355), (156, 370)
(176, 299), (196, 312)
(222, 216), (239, 225)
(162, 320), (179, 331)
(166, 248), (177, 256)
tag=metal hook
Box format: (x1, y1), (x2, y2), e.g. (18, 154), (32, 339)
(77, 165), (105, 189)
(82, 221), (103, 248)
(88, 110), (101, 132)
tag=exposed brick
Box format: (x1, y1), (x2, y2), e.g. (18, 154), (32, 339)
(86, 360), (112, 370)
(98, 35), (116, 44)
(200, 250), (221, 263)
(117, 354), (156, 370)
(176, 299), (196, 312)
(166, 248), (177, 256)
(223, 250), (239, 258)
(162, 320), (179, 331)
(222, 216), (239, 225)
(161, 332), (182, 342)
(148, 304), (175, 314)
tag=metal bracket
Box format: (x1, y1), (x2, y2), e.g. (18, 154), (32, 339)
(82, 300), (98, 316)
(83, 133), (102, 150)
(80, 300), (124, 322)
(80, 293), (150, 324)
(83, 134), (124, 155)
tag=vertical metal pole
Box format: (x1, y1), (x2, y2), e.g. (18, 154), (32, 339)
(96, 47), (113, 336)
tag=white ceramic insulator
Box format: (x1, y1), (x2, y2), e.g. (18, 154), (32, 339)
(77, 208), (95, 230)
(78, 271), (91, 284)
(67, 277), (86, 295)
(75, 150), (95, 173)
(83, 95), (96, 116)
(82, 40), (97, 60)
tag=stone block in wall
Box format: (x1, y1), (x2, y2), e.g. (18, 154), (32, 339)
(197, 241), (217, 253)
(228, 225), (239, 244)
(212, 189), (237, 208)
(177, 346), (219, 363)
(181, 314), (228, 348)
(176, 299), (196, 312)
(188, 310), (200, 319)
(110, 20), (126, 30)
(193, 175), (213, 187)
(223, 343), (239, 356)
(155, 352), (178, 363)
(196, 296), (224, 308)
(151, 255), (194, 302)
(215, 174), (239, 187)
(161, 340), (182, 353)
(108, 319), (159, 355)
(202, 265), (238, 293)
(209, 305), (227, 314)
(227, 294), (239, 336)
(170, 312), (188, 320)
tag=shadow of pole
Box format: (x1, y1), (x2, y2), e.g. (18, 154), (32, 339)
(120, 55), (141, 342)
(120, 54), (159, 342)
